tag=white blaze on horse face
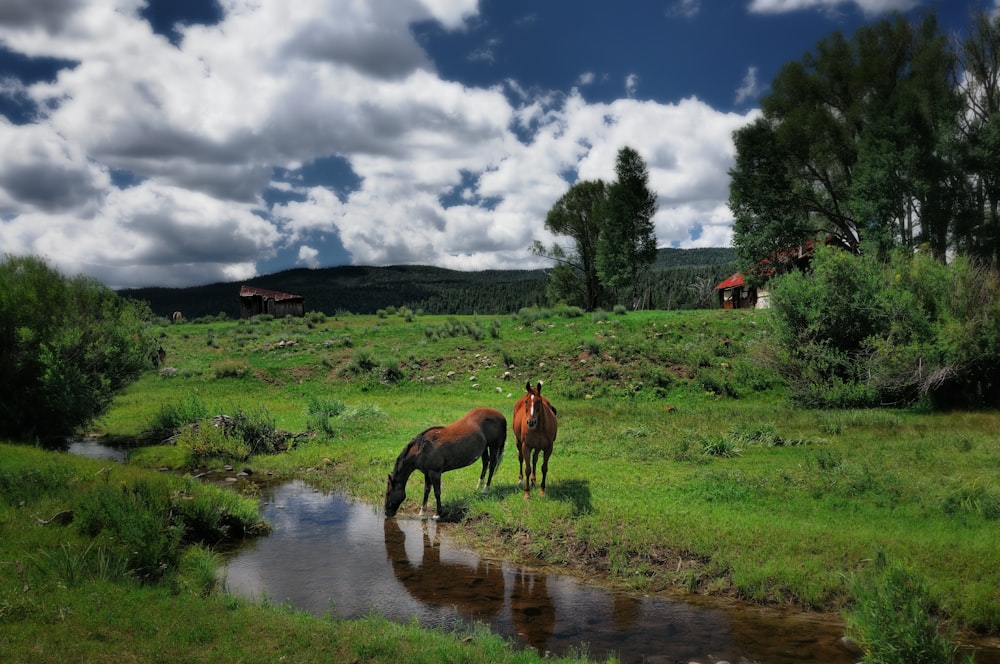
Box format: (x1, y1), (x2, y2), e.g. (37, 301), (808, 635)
(526, 394), (539, 429)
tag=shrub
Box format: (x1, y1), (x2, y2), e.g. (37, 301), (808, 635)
(766, 247), (1000, 409)
(175, 421), (250, 460)
(230, 405), (283, 455)
(0, 255), (159, 441)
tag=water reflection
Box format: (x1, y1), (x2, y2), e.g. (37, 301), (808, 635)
(223, 481), (864, 663)
(66, 438), (128, 463)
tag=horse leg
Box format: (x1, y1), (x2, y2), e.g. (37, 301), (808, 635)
(530, 448), (540, 488)
(431, 474), (443, 520)
(419, 472), (433, 517)
(539, 446), (552, 496)
(520, 441), (530, 499)
(517, 441), (528, 486)
(476, 452), (488, 492)
(482, 442), (500, 493)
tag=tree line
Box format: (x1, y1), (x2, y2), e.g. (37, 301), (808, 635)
(729, 9), (1000, 275)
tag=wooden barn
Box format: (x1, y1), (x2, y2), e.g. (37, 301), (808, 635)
(715, 273), (760, 309)
(716, 239), (843, 310)
(239, 286), (305, 318)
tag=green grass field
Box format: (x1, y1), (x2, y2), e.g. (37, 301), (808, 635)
(4, 306), (1000, 661)
(119, 308), (1000, 627)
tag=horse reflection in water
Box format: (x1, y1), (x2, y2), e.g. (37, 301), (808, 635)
(385, 408), (506, 519)
(383, 518), (555, 653)
(383, 518), (505, 622)
(510, 568), (556, 653)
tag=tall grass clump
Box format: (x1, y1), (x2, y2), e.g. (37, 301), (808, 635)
(212, 357), (249, 378)
(148, 392), (210, 431)
(306, 396), (347, 437)
(230, 404), (284, 455)
(75, 478), (183, 581)
(28, 541), (129, 587)
(844, 552), (968, 664)
(175, 421), (250, 460)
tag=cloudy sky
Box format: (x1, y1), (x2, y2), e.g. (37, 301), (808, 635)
(0, 0), (979, 288)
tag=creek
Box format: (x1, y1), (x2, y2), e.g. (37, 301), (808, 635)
(223, 480), (854, 663)
(67, 441), (1000, 663)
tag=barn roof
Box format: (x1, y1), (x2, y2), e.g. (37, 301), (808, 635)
(239, 285), (303, 301)
(715, 273), (745, 290)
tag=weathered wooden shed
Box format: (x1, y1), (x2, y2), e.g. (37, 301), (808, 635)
(715, 273), (762, 310)
(239, 286), (305, 318)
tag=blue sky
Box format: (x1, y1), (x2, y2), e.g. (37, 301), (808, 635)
(0, 0), (979, 288)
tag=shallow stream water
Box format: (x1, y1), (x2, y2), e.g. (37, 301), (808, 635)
(66, 441), (1000, 663)
(222, 480), (858, 663)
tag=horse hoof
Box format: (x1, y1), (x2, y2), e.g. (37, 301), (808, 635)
(523, 494), (530, 500)
(431, 513), (440, 520)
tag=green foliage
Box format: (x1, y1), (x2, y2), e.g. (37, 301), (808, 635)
(230, 405), (284, 456)
(766, 247), (1000, 408)
(535, 179), (608, 310)
(75, 479), (184, 580)
(597, 146), (659, 302)
(148, 392), (210, 431)
(845, 552), (961, 664)
(212, 357), (249, 378)
(730, 14), (960, 264)
(306, 396), (347, 437)
(175, 422), (250, 460)
(0, 255), (159, 440)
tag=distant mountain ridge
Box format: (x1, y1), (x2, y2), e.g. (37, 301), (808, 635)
(120, 247), (735, 318)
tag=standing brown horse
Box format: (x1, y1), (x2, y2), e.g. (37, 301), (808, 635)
(513, 381), (558, 499)
(385, 407), (506, 519)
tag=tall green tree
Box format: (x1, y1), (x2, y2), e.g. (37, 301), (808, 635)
(957, 10), (1000, 267)
(729, 12), (961, 267)
(597, 146), (659, 305)
(0, 255), (158, 441)
(532, 179), (607, 310)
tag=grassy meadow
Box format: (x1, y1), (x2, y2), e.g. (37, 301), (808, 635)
(4, 306), (1000, 661)
(121, 307), (1000, 624)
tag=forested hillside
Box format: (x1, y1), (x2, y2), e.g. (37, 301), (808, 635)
(120, 247), (735, 318)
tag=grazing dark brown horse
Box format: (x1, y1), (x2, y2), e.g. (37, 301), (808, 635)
(513, 381), (558, 499)
(385, 407), (506, 519)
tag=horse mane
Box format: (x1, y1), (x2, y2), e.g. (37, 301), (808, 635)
(390, 427), (437, 477)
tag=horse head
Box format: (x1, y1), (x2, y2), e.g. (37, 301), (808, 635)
(524, 380), (545, 430)
(384, 471), (406, 517)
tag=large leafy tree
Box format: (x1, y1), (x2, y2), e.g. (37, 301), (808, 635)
(957, 10), (1000, 267)
(596, 146), (659, 305)
(0, 255), (159, 441)
(532, 179), (608, 310)
(729, 12), (961, 268)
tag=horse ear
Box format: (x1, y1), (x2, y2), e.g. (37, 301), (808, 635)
(536, 381), (543, 394)
(525, 380), (532, 392)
